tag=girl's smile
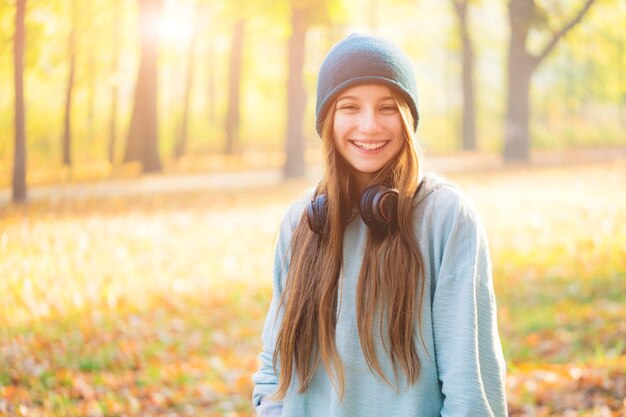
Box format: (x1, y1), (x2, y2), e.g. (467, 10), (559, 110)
(350, 140), (390, 151)
(332, 84), (404, 191)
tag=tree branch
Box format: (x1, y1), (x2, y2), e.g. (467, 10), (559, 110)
(534, 0), (596, 68)
(451, 0), (466, 18)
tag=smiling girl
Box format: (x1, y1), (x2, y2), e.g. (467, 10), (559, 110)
(252, 34), (508, 417)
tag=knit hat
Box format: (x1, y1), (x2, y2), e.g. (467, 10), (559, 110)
(315, 34), (419, 137)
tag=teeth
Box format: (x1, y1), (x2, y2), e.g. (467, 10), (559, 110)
(352, 141), (387, 150)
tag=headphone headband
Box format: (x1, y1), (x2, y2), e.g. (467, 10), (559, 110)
(307, 185), (399, 235)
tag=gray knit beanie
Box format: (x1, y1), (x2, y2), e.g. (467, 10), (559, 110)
(315, 34), (419, 137)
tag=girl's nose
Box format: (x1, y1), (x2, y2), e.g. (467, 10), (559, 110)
(358, 108), (382, 133)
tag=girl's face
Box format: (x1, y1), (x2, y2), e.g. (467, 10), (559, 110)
(332, 84), (405, 190)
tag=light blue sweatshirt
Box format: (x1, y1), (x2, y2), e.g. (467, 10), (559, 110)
(252, 172), (508, 417)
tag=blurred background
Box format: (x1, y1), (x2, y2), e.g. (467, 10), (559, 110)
(1, 0), (625, 416)
(1, 0), (625, 191)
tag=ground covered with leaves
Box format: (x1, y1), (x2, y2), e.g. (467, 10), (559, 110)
(1, 160), (625, 416)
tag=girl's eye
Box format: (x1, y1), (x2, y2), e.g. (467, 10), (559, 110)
(338, 104), (358, 111)
(380, 105), (398, 112)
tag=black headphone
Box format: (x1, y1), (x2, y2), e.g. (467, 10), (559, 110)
(306, 184), (399, 235)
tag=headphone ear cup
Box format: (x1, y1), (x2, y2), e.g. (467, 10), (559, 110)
(307, 194), (328, 235)
(360, 185), (399, 232)
(359, 185), (381, 228)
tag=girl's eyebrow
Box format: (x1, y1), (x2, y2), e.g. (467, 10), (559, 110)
(336, 95), (359, 102)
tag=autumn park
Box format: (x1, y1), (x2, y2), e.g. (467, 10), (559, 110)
(1, 0), (625, 416)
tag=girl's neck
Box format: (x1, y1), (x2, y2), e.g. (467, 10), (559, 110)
(353, 172), (375, 195)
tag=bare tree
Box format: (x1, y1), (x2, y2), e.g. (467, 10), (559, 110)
(85, 0), (96, 140)
(224, 18), (246, 155)
(283, 0), (332, 179)
(504, 0), (596, 161)
(174, 6), (200, 158)
(451, 0), (476, 151)
(62, 0), (78, 167)
(12, 0), (27, 203)
(205, 5), (216, 125)
(108, 0), (122, 163)
(283, 5), (308, 179)
(368, 0), (380, 33)
(124, 0), (163, 172)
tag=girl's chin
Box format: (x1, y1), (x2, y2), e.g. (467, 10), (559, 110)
(347, 164), (385, 178)
(348, 158), (389, 173)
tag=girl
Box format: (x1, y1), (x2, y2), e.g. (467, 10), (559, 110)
(252, 34), (507, 417)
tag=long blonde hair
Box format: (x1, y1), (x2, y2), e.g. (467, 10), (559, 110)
(273, 94), (425, 399)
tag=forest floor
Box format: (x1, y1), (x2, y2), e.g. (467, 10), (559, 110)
(1, 148), (626, 416)
(2, 146), (626, 204)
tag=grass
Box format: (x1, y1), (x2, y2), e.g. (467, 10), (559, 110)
(1, 160), (625, 416)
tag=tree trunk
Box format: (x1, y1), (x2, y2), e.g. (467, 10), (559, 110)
(206, 5), (216, 124)
(124, 0), (162, 173)
(225, 19), (245, 155)
(108, 81), (118, 163)
(453, 0), (476, 151)
(504, 0), (596, 162)
(283, 7), (307, 179)
(62, 0), (77, 167)
(86, 0), (95, 139)
(619, 37), (625, 128)
(503, 56), (532, 161)
(175, 9), (199, 158)
(12, 0), (27, 203)
(108, 0), (121, 164)
(504, 0), (533, 161)
(368, 0), (379, 33)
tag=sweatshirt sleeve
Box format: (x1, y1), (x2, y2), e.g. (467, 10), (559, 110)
(252, 205), (300, 414)
(430, 189), (508, 416)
